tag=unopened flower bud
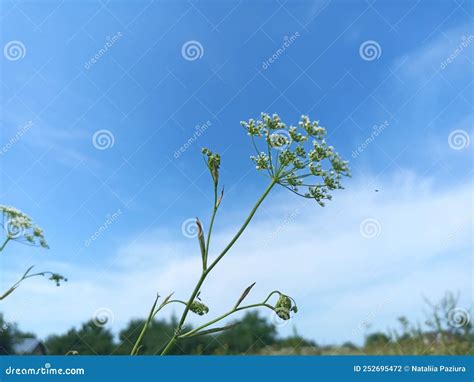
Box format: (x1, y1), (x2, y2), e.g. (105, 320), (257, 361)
(49, 273), (67, 287)
(189, 301), (209, 316)
(202, 148), (221, 185)
(274, 294), (297, 320)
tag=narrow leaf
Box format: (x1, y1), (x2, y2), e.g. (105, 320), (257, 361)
(22, 265), (35, 279)
(0, 285), (18, 301)
(196, 218), (206, 266)
(216, 186), (225, 208)
(184, 323), (240, 339)
(144, 294), (159, 322)
(234, 282), (256, 309)
(157, 292), (174, 311)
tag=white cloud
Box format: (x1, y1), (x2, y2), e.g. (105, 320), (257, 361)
(1, 170), (472, 346)
(394, 22), (473, 78)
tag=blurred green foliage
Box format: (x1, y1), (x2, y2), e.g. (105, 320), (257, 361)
(1, 293), (472, 355)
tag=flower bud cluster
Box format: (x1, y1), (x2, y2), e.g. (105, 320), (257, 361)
(189, 300), (209, 316)
(202, 148), (221, 185)
(274, 293), (298, 320)
(49, 273), (68, 287)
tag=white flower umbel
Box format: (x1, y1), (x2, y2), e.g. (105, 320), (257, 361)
(243, 113), (351, 206)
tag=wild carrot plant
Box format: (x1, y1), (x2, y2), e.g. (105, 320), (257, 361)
(131, 113), (350, 355)
(0, 205), (66, 300)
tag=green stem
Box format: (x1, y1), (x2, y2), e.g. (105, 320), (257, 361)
(130, 299), (183, 355)
(0, 269), (56, 301)
(179, 302), (273, 339)
(0, 237), (10, 252)
(131, 294), (160, 355)
(204, 184), (219, 269)
(159, 271), (207, 355)
(206, 179), (276, 274)
(160, 179), (277, 355)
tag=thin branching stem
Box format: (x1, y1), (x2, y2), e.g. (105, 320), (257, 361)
(178, 302), (274, 339)
(0, 237), (10, 252)
(160, 179), (277, 355)
(0, 267), (59, 301)
(203, 183), (219, 270)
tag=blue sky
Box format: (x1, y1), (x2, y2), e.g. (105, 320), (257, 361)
(0, 0), (472, 347)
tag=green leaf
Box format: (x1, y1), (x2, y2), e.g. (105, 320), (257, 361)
(184, 323), (240, 339)
(196, 218), (206, 267)
(234, 282), (256, 309)
(0, 285), (18, 300)
(156, 292), (174, 312)
(21, 265), (35, 279)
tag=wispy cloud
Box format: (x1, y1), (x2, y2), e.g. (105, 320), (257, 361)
(2, 170), (471, 344)
(1, 109), (96, 169)
(394, 22), (473, 77)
